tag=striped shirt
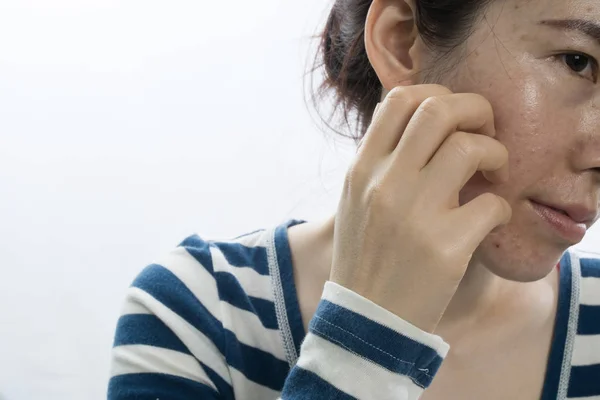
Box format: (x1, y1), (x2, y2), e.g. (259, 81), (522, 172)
(108, 219), (600, 399)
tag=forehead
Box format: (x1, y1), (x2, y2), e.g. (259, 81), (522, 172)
(496, 0), (600, 19)
(481, 0), (600, 38)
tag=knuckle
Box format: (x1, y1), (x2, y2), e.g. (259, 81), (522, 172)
(479, 192), (506, 214)
(403, 95), (422, 112)
(498, 141), (509, 160)
(386, 86), (410, 102)
(471, 92), (493, 111)
(386, 87), (423, 111)
(418, 96), (450, 120)
(447, 131), (476, 157)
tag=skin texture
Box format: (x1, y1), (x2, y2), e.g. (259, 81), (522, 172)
(288, 0), (600, 398)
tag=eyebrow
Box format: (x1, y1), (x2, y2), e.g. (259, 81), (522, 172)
(539, 19), (600, 43)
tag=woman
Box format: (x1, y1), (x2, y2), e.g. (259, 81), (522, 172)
(108, 0), (600, 399)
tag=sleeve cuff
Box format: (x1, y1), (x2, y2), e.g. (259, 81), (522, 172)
(308, 281), (450, 388)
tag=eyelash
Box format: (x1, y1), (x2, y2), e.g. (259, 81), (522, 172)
(558, 52), (599, 83)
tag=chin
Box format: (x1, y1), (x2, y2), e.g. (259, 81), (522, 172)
(473, 228), (566, 283)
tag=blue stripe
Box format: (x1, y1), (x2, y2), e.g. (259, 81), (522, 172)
(567, 364), (600, 398)
(128, 265), (288, 392)
(281, 367), (357, 400)
(108, 373), (218, 400)
(179, 234), (279, 330)
(131, 264), (225, 354)
(310, 299), (442, 388)
(113, 314), (189, 354)
(112, 313), (241, 399)
(214, 242), (270, 276)
(224, 329), (290, 391)
(179, 234), (215, 273)
(541, 251), (572, 400)
(182, 233), (271, 276)
(215, 271), (278, 330)
(578, 305), (600, 335)
(580, 257), (600, 278)
(200, 361), (235, 400)
(275, 219), (309, 357)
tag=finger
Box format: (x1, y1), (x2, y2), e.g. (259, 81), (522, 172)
(448, 192), (512, 254)
(358, 85), (452, 164)
(373, 102), (381, 116)
(356, 102), (381, 153)
(421, 132), (509, 203)
(391, 93), (496, 173)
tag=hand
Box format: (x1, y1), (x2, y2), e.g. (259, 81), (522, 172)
(330, 84), (512, 333)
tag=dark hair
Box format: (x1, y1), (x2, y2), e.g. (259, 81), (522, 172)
(310, 0), (493, 143)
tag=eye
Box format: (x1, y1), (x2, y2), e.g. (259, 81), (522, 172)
(560, 53), (598, 82)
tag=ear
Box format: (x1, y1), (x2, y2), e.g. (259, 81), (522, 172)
(364, 0), (424, 93)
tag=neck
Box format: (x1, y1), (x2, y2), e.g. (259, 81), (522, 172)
(439, 256), (512, 325)
(312, 215), (555, 331)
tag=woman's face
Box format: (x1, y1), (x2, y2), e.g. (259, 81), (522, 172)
(443, 0), (600, 281)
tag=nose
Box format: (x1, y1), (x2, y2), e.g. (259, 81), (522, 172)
(570, 132), (600, 178)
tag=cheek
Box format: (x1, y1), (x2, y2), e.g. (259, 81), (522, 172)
(485, 77), (561, 184)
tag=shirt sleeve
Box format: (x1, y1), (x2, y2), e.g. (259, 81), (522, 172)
(108, 246), (448, 399)
(279, 281), (450, 400)
(107, 248), (232, 400)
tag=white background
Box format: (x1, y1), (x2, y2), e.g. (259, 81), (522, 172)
(0, 1), (598, 399)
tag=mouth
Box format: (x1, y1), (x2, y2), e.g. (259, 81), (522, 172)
(528, 199), (587, 244)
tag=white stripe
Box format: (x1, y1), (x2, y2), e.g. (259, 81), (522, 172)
(153, 248), (286, 361)
(566, 396), (600, 400)
(210, 246), (274, 302)
(580, 277), (600, 306)
(321, 281), (449, 357)
(155, 247), (223, 321)
(125, 287), (232, 385)
(111, 345), (217, 392)
(221, 306), (286, 361)
(296, 332), (421, 400)
(229, 366), (281, 400)
(571, 334), (600, 366)
(120, 298), (151, 315)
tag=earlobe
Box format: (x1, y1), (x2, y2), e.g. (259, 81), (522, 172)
(364, 0), (420, 92)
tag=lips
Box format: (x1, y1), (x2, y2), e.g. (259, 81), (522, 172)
(530, 199), (596, 227)
(529, 199), (590, 243)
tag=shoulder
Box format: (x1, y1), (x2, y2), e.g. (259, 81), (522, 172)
(129, 227), (274, 314)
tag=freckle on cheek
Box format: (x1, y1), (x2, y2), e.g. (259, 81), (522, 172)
(495, 243), (501, 249)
